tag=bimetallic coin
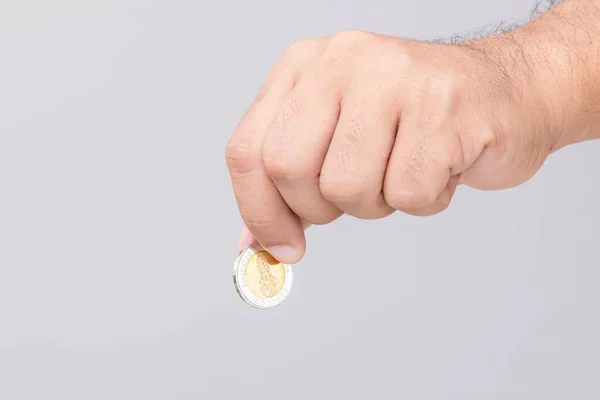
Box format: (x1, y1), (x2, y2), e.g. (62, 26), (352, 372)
(233, 242), (293, 309)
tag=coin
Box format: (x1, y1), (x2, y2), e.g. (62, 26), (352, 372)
(233, 242), (293, 309)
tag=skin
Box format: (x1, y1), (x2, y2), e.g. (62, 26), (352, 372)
(226, 0), (600, 264)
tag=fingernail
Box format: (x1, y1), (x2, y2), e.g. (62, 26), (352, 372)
(268, 245), (298, 264)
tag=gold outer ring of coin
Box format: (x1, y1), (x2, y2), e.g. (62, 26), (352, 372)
(233, 242), (293, 310)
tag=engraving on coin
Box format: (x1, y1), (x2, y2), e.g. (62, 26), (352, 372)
(245, 251), (285, 298)
(233, 242), (293, 309)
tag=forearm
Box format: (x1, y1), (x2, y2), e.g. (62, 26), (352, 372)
(481, 0), (600, 150)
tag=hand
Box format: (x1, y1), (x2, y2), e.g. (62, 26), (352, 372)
(226, 30), (560, 264)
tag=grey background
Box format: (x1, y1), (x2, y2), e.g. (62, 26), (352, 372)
(1, 0), (599, 398)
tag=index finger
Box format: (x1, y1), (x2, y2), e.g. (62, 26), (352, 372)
(225, 76), (305, 264)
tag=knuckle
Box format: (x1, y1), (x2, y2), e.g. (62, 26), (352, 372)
(320, 30), (373, 70)
(242, 213), (278, 236)
(299, 204), (341, 226)
(438, 192), (452, 212)
(262, 151), (295, 180)
(319, 175), (367, 205)
(285, 38), (323, 60)
(407, 193), (451, 217)
(262, 148), (305, 181)
(389, 40), (412, 65)
(423, 69), (463, 104)
(225, 137), (259, 174)
(346, 201), (392, 220)
(329, 30), (371, 47)
(383, 184), (437, 211)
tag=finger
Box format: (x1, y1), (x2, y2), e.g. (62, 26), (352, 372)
(237, 219), (312, 253)
(227, 96), (305, 264)
(319, 85), (397, 219)
(226, 78), (303, 264)
(226, 41), (326, 264)
(402, 174), (461, 216)
(262, 77), (342, 225)
(383, 120), (463, 216)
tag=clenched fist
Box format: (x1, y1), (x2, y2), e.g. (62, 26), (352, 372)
(226, 15), (598, 264)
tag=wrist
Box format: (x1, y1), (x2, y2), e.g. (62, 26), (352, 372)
(464, 34), (566, 154)
(505, 0), (600, 150)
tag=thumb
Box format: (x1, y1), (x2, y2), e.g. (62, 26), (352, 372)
(237, 220), (312, 259)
